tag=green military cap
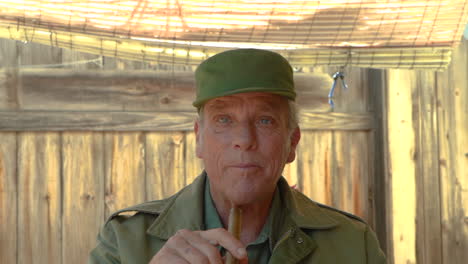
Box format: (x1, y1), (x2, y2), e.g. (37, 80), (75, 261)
(193, 48), (296, 108)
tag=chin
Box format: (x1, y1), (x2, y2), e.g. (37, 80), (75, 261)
(226, 187), (271, 206)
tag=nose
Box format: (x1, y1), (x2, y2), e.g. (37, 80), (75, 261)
(232, 122), (257, 150)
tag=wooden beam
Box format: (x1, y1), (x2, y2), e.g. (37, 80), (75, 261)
(0, 111), (374, 131)
(0, 69), (333, 112)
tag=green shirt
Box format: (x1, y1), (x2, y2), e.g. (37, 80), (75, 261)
(203, 178), (283, 263)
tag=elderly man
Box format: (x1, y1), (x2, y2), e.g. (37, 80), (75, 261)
(89, 49), (386, 263)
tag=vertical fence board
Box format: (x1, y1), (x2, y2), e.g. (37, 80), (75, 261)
(17, 133), (61, 264)
(329, 67), (373, 221)
(146, 132), (185, 200)
(184, 132), (204, 184)
(368, 68), (390, 256)
(297, 131), (332, 205)
(437, 39), (468, 264)
(62, 132), (104, 264)
(104, 132), (146, 217)
(413, 71), (442, 264)
(0, 133), (17, 264)
(332, 131), (371, 221)
(387, 70), (417, 264)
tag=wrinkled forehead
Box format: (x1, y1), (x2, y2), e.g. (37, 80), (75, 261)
(203, 92), (288, 113)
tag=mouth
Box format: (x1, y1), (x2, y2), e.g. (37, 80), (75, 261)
(230, 163), (261, 169)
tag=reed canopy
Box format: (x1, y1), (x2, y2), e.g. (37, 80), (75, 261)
(0, 0), (467, 69)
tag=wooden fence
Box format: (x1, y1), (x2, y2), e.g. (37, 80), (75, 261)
(382, 39), (468, 264)
(0, 37), (467, 264)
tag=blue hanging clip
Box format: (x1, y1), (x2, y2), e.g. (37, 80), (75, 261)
(328, 71), (348, 109)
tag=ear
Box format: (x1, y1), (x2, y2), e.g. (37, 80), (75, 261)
(194, 120), (203, 158)
(286, 126), (301, 163)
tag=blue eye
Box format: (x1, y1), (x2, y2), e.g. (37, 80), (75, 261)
(259, 117), (273, 125)
(217, 116), (231, 124)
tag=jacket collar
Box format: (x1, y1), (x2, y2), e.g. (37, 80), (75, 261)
(146, 172), (338, 240)
(276, 176), (338, 230)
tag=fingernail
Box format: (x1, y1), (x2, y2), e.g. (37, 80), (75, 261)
(237, 248), (247, 257)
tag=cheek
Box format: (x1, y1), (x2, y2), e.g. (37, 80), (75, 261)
(260, 135), (292, 168)
(197, 131), (228, 161)
(263, 132), (290, 154)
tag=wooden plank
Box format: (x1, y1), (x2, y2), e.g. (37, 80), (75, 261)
(0, 68), (20, 109)
(0, 111), (374, 131)
(184, 131), (204, 185)
(436, 38), (468, 264)
(331, 131), (371, 221)
(17, 132), (61, 264)
(387, 69), (417, 264)
(0, 111), (197, 131)
(413, 70), (442, 264)
(296, 131), (333, 205)
(16, 41), (62, 66)
(0, 69), (332, 112)
(146, 132), (186, 201)
(294, 72), (333, 112)
(0, 40), (20, 110)
(0, 132), (17, 264)
(0, 69), (195, 111)
(104, 132), (146, 217)
(0, 38), (20, 67)
(62, 132), (105, 264)
(328, 67), (373, 222)
(300, 112), (374, 130)
(368, 68), (390, 257)
(329, 67), (371, 112)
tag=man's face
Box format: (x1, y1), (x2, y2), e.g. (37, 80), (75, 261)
(195, 92), (301, 206)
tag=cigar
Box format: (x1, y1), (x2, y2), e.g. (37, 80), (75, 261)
(225, 205), (242, 264)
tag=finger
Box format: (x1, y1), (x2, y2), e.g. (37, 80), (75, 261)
(178, 229), (223, 264)
(167, 231), (211, 264)
(196, 228), (247, 260)
(150, 248), (190, 264)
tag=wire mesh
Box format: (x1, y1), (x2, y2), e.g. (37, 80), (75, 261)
(0, 0), (467, 69)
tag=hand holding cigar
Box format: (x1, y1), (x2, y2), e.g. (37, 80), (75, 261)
(225, 204), (243, 264)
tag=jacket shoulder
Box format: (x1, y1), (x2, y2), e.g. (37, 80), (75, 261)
(288, 185), (366, 225)
(315, 202), (366, 224)
(108, 194), (178, 222)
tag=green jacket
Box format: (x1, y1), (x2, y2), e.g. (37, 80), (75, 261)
(89, 173), (386, 263)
